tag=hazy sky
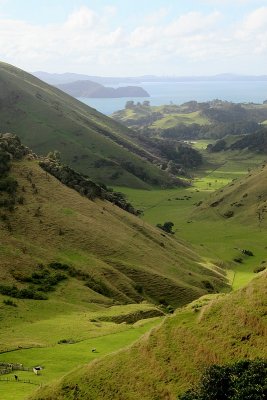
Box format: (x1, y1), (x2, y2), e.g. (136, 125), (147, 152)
(0, 0), (266, 76)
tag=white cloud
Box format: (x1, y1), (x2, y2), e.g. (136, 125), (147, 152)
(236, 6), (267, 37)
(165, 11), (221, 36)
(0, 5), (266, 75)
(64, 6), (97, 30)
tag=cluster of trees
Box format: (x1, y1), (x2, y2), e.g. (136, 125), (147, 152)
(40, 158), (140, 215)
(230, 128), (267, 153)
(178, 359), (267, 400)
(158, 120), (260, 141)
(0, 149), (18, 210)
(117, 100), (265, 142)
(152, 140), (202, 169)
(0, 149), (11, 176)
(208, 127), (267, 153)
(125, 100), (151, 109)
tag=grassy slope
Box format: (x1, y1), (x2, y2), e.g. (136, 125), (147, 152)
(0, 61), (170, 188)
(0, 316), (161, 400)
(114, 147), (267, 290)
(29, 271), (267, 400)
(196, 160), (267, 226)
(112, 106), (210, 129)
(0, 155), (228, 399)
(0, 158), (226, 350)
(151, 111), (209, 129)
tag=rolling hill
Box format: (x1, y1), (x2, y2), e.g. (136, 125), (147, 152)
(0, 61), (173, 188)
(196, 161), (267, 228)
(29, 270), (267, 400)
(0, 134), (227, 353)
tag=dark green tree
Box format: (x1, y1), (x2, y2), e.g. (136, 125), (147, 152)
(156, 221), (174, 234)
(178, 359), (267, 400)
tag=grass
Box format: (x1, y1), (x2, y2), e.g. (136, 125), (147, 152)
(0, 316), (161, 400)
(151, 111), (210, 129)
(0, 61), (172, 188)
(0, 158), (225, 312)
(1, 140), (266, 399)
(29, 272), (267, 400)
(0, 155), (229, 399)
(115, 147), (267, 290)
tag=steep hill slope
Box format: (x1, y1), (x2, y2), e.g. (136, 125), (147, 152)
(195, 161), (267, 228)
(0, 61), (173, 188)
(0, 135), (226, 351)
(29, 272), (267, 400)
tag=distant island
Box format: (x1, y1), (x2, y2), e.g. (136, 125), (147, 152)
(54, 80), (150, 98)
(34, 71), (267, 85)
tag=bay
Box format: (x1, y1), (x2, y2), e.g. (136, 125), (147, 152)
(78, 80), (267, 115)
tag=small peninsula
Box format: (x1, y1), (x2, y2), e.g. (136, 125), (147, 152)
(55, 79), (150, 98)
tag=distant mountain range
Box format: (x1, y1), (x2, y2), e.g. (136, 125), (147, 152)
(34, 71), (267, 85)
(55, 80), (149, 98)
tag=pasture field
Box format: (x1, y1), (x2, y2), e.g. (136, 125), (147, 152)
(1, 143), (266, 400)
(29, 272), (267, 400)
(151, 111), (210, 129)
(0, 309), (161, 400)
(116, 147), (267, 290)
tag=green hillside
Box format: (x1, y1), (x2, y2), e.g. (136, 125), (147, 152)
(113, 147), (267, 291)
(0, 61), (174, 188)
(0, 135), (227, 352)
(196, 161), (267, 228)
(29, 271), (267, 400)
(111, 101), (267, 140)
(0, 134), (230, 399)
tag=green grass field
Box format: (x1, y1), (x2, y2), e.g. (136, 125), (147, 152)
(1, 141), (266, 400)
(30, 272), (267, 400)
(0, 316), (161, 400)
(0, 155), (227, 400)
(115, 147), (267, 290)
(151, 111), (210, 129)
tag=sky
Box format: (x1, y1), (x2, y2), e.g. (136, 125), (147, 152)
(0, 0), (267, 76)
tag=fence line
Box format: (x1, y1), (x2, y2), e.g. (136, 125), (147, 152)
(0, 363), (32, 375)
(0, 377), (40, 386)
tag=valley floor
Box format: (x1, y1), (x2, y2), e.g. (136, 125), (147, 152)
(116, 146), (267, 290)
(0, 309), (161, 400)
(1, 143), (266, 400)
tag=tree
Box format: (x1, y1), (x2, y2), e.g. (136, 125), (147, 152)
(125, 100), (135, 109)
(142, 100), (150, 107)
(156, 221), (174, 234)
(178, 359), (267, 400)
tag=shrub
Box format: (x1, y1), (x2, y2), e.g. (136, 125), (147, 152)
(201, 280), (214, 292)
(49, 262), (70, 271)
(242, 249), (254, 256)
(0, 150), (11, 176)
(3, 299), (17, 307)
(254, 266), (266, 273)
(224, 210), (234, 218)
(178, 359), (267, 400)
(0, 176), (18, 194)
(134, 284), (143, 294)
(233, 258), (243, 264)
(0, 284), (47, 300)
(156, 221), (175, 234)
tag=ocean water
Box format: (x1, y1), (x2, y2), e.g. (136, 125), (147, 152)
(78, 81), (267, 115)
